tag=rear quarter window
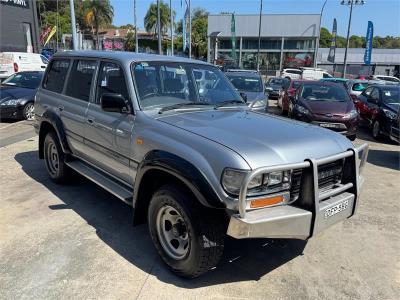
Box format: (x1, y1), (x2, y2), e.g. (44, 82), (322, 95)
(65, 60), (97, 101)
(43, 59), (70, 93)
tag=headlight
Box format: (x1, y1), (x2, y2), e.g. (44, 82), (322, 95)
(0, 98), (25, 106)
(343, 109), (358, 119)
(295, 104), (310, 115)
(266, 87), (273, 91)
(383, 109), (397, 119)
(249, 100), (266, 109)
(221, 168), (291, 196)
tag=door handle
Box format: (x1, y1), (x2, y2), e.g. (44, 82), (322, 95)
(58, 105), (64, 111)
(87, 118), (94, 124)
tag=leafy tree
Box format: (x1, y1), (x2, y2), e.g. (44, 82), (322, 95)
(319, 27), (332, 48)
(119, 24), (135, 30)
(84, 0), (114, 49)
(124, 29), (135, 51)
(144, 1), (174, 35)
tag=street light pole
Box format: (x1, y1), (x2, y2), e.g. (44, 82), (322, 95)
(341, 0), (365, 78)
(170, 0), (173, 55)
(256, 0), (263, 72)
(157, 0), (162, 54)
(188, 0), (191, 58)
(134, 0), (138, 53)
(69, 0), (78, 50)
(315, 0), (328, 67)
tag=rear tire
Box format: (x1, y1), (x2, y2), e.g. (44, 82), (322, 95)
(148, 184), (226, 278)
(43, 131), (70, 183)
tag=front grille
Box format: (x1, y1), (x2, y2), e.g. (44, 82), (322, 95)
(318, 159), (344, 191)
(290, 169), (303, 201)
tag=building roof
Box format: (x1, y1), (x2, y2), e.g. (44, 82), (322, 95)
(208, 14), (321, 38)
(52, 50), (211, 65)
(317, 48), (400, 65)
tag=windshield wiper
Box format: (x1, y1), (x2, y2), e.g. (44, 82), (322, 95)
(214, 99), (245, 109)
(158, 102), (212, 114)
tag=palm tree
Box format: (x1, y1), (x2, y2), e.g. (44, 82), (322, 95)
(84, 0), (114, 50)
(144, 1), (174, 36)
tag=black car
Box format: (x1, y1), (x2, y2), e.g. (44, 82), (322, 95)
(225, 70), (268, 112)
(356, 85), (400, 141)
(0, 71), (43, 120)
(265, 77), (289, 99)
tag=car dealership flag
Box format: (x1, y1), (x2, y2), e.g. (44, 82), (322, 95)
(327, 18), (337, 63)
(364, 21), (374, 65)
(231, 13), (237, 61)
(44, 26), (57, 46)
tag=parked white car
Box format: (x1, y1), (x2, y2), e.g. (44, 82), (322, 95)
(0, 52), (47, 81)
(370, 75), (400, 84)
(301, 68), (333, 80)
(281, 68), (302, 80)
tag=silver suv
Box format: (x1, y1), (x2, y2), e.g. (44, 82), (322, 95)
(34, 51), (368, 278)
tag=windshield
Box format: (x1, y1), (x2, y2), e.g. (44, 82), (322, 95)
(301, 84), (349, 102)
(132, 62), (243, 110)
(381, 87), (400, 104)
(227, 75), (263, 92)
(2, 72), (43, 89)
(352, 82), (367, 91)
(268, 78), (284, 86)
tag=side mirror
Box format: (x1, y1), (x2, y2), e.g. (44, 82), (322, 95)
(240, 92), (247, 103)
(100, 93), (130, 113)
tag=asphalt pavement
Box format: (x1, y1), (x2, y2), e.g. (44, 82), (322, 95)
(0, 106), (399, 300)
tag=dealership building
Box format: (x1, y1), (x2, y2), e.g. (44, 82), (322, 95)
(0, 0), (40, 52)
(207, 14), (321, 74)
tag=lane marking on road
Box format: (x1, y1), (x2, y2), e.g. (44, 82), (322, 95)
(0, 122), (23, 130)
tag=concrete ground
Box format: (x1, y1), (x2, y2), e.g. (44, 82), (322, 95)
(0, 108), (399, 300)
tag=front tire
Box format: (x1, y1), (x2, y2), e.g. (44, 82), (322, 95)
(148, 185), (226, 278)
(23, 102), (35, 120)
(372, 120), (382, 140)
(43, 131), (70, 183)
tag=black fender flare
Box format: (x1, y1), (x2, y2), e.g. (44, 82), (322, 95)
(38, 110), (71, 158)
(133, 150), (225, 210)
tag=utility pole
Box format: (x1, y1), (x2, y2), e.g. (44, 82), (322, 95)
(315, 0), (328, 67)
(188, 0), (191, 58)
(341, 0), (365, 78)
(134, 0), (138, 53)
(157, 0), (162, 54)
(56, 0), (59, 50)
(69, 0), (78, 50)
(256, 0), (263, 72)
(170, 0), (173, 55)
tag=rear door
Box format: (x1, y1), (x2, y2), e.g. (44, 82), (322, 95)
(84, 61), (135, 184)
(60, 59), (97, 155)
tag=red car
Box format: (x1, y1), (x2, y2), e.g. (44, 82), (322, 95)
(279, 80), (306, 114)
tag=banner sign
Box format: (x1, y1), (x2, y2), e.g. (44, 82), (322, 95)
(231, 14), (236, 61)
(327, 18), (337, 63)
(0, 0), (29, 9)
(364, 21), (374, 65)
(182, 1), (189, 52)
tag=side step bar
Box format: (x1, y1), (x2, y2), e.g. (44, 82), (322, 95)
(66, 160), (133, 205)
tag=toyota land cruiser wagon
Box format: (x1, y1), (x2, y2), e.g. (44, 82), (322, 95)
(34, 51), (368, 278)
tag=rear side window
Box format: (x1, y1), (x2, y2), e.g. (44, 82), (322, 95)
(43, 59), (70, 93)
(96, 62), (129, 104)
(65, 60), (97, 101)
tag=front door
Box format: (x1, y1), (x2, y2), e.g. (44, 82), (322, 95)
(84, 61), (134, 185)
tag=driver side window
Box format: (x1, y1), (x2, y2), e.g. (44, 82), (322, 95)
(96, 62), (129, 104)
(369, 88), (380, 101)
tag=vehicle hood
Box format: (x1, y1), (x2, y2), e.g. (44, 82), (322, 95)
(241, 91), (267, 102)
(301, 100), (352, 115)
(0, 85), (35, 102)
(158, 110), (352, 169)
(383, 102), (400, 113)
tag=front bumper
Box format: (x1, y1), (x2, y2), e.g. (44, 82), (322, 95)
(227, 143), (368, 240)
(0, 105), (24, 119)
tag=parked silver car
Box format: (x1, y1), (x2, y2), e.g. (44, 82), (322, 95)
(34, 51), (368, 278)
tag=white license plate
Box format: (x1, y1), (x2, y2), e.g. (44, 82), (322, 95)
(320, 123), (340, 128)
(324, 200), (349, 219)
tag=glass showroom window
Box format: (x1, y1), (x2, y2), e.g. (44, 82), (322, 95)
(282, 52), (314, 68)
(284, 39), (315, 50)
(217, 51), (240, 68)
(242, 38), (281, 50)
(258, 53), (281, 72)
(218, 38), (239, 50)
